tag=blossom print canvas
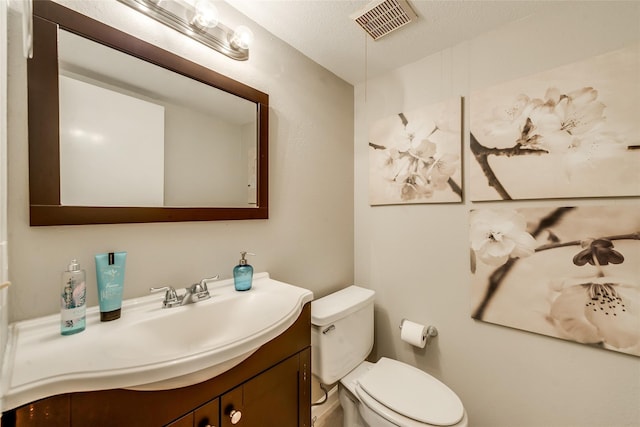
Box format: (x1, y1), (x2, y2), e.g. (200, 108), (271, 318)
(470, 205), (640, 357)
(369, 97), (462, 205)
(469, 43), (640, 201)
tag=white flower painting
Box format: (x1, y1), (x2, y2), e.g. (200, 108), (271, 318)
(369, 98), (462, 205)
(470, 205), (640, 357)
(469, 42), (640, 201)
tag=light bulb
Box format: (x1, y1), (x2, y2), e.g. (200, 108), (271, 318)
(229, 25), (254, 50)
(191, 0), (218, 29)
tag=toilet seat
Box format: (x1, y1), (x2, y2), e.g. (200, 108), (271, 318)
(356, 384), (438, 427)
(356, 358), (464, 426)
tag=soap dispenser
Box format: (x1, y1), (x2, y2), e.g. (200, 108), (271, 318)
(61, 259), (86, 335)
(233, 252), (255, 291)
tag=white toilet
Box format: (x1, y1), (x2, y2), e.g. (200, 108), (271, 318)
(311, 286), (468, 427)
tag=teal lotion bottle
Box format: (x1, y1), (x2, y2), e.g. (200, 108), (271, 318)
(233, 252), (255, 291)
(95, 251), (127, 321)
(60, 259), (86, 335)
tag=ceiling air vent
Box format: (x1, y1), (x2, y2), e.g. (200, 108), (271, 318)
(351, 0), (418, 41)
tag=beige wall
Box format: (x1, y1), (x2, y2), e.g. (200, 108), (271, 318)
(354, 2), (640, 426)
(1, 0), (9, 361)
(6, 0), (354, 322)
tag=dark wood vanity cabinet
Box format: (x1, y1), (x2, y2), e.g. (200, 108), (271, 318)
(3, 305), (311, 427)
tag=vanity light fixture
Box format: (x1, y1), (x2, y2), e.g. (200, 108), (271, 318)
(117, 0), (253, 61)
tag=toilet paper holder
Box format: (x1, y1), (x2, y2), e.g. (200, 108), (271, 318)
(399, 318), (438, 345)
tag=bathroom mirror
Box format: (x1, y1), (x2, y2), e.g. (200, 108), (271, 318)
(28, 0), (268, 226)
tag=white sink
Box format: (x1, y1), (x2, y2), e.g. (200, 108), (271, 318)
(0, 273), (313, 411)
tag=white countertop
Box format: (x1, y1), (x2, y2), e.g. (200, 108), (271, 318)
(0, 273), (313, 411)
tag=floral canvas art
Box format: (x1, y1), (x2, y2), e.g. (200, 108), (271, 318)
(469, 43), (640, 201)
(470, 205), (640, 357)
(369, 98), (462, 205)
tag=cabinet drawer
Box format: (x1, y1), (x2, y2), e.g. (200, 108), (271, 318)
(195, 398), (220, 427)
(166, 412), (194, 427)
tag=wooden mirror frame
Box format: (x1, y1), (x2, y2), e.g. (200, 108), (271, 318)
(28, 0), (268, 226)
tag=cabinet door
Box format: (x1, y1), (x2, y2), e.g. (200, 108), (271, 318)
(195, 398), (220, 427)
(221, 354), (302, 427)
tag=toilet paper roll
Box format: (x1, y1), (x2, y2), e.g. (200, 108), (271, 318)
(400, 320), (427, 348)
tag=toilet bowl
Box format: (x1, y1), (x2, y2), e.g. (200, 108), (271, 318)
(311, 286), (467, 427)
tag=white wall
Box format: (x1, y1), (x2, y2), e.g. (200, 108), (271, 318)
(163, 103), (248, 207)
(6, 0), (354, 321)
(354, 2), (640, 426)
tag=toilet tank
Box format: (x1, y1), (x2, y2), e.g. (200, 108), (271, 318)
(311, 286), (375, 385)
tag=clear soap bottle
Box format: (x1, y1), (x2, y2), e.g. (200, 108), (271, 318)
(233, 251), (255, 291)
(61, 259), (87, 335)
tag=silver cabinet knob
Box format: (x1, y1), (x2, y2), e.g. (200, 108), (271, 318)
(229, 409), (242, 424)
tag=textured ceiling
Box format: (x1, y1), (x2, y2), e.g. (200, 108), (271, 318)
(226, 0), (561, 85)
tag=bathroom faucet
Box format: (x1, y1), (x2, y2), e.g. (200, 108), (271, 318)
(150, 275), (219, 308)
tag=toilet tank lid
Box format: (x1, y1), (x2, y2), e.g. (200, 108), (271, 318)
(311, 286), (375, 326)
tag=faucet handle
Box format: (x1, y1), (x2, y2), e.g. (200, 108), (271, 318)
(199, 275), (220, 288)
(189, 275), (218, 302)
(190, 282), (206, 294)
(150, 286), (181, 308)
